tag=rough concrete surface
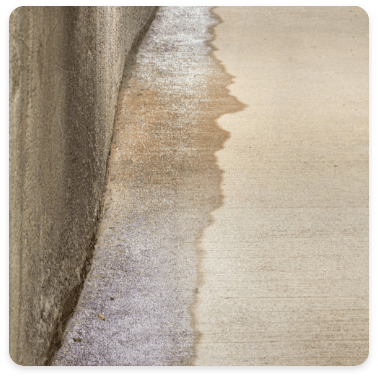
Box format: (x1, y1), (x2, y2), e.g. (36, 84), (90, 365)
(9, 6), (157, 365)
(195, 6), (369, 365)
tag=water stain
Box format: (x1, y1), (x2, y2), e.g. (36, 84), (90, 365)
(52, 6), (246, 366)
(111, 7), (246, 365)
(110, 7), (246, 364)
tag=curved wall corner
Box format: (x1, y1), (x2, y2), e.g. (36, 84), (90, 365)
(9, 6), (157, 365)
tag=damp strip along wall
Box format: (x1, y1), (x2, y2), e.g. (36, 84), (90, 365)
(9, 6), (157, 366)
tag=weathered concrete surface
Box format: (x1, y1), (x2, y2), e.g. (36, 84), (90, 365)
(195, 7), (369, 365)
(52, 7), (242, 366)
(9, 6), (156, 365)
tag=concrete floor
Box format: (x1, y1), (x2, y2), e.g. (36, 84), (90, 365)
(194, 6), (369, 366)
(52, 6), (368, 365)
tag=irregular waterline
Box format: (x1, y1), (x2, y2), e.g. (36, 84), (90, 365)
(190, 6), (247, 366)
(51, 6), (246, 366)
(114, 7), (230, 360)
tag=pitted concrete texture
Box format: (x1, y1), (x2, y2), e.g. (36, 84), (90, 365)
(52, 6), (242, 366)
(194, 7), (369, 365)
(9, 6), (156, 365)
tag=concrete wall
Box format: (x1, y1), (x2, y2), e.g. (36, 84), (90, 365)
(9, 6), (157, 365)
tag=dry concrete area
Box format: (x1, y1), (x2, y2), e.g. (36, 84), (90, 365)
(195, 6), (369, 366)
(22, 6), (368, 366)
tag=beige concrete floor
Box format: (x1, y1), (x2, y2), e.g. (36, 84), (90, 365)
(194, 7), (369, 366)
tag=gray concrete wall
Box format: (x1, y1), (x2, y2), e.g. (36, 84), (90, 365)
(9, 6), (157, 365)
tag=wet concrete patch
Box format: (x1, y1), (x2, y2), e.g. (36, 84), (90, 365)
(52, 7), (244, 366)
